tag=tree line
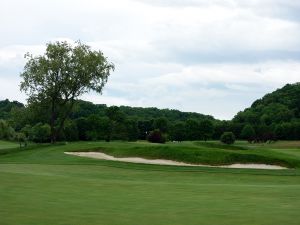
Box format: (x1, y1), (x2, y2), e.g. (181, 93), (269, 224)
(1, 81), (300, 144)
(0, 99), (217, 143)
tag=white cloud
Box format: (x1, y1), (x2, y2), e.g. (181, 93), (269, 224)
(0, 76), (26, 102)
(0, 0), (299, 119)
(93, 60), (300, 119)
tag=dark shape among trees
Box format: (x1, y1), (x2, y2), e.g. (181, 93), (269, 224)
(147, 129), (166, 144)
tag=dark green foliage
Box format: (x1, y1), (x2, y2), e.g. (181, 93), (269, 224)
(199, 119), (214, 141)
(220, 132), (235, 145)
(147, 129), (166, 143)
(125, 119), (139, 141)
(105, 106), (126, 141)
(75, 118), (89, 140)
(30, 123), (51, 143)
(185, 119), (201, 140)
(20, 125), (32, 139)
(85, 115), (107, 141)
(137, 120), (153, 139)
(241, 124), (256, 142)
(154, 117), (169, 133)
(170, 122), (186, 141)
(0, 99), (24, 120)
(212, 121), (230, 139)
(118, 105), (214, 122)
(63, 121), (79, 141)
(232, 83), (300, 140)
(70, 100), (106, 118)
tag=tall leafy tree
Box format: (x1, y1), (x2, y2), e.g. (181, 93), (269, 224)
(20, 41), (114, 143)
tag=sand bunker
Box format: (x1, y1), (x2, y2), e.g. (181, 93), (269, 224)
(65, 152), (287, 170)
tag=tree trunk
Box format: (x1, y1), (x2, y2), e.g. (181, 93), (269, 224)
(55, 99), (76, 140)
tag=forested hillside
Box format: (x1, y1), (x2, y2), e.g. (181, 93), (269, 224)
(232, 83), (300, 141)
(1, 83), (300, 142)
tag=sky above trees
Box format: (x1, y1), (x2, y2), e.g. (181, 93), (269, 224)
(0, 0), (300, 119)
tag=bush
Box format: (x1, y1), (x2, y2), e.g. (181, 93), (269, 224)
(220, 132), (235, 145)
(147, 129), (166, 143)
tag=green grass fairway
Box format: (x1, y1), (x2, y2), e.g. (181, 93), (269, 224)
(0, 140), (18, 149)
(1, 141), (300, 225)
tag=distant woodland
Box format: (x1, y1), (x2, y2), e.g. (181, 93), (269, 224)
(0, 83), (300, 143)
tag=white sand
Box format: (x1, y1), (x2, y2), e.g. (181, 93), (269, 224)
(65, 152), (287, 170)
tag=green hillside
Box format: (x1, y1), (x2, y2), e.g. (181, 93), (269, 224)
(232, 83), (300, 140)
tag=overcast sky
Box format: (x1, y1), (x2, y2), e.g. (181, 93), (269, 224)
(1, 0), (300, 119)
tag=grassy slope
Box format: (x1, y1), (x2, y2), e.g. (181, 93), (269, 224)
(68, 141), (300, 168)
(0, 141), (300, 225)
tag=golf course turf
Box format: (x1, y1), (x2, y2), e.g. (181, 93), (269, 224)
(1, 141), (300, 225)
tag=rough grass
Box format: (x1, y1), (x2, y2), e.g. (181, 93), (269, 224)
(0, 141), (300, 225)
(194, 141), (249, 150)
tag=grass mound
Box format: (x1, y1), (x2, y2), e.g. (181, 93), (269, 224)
(69, 141), (298, 168)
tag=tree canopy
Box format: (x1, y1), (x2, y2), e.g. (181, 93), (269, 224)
(20, 41), (114, 143)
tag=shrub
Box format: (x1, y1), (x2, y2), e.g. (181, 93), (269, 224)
(220, 132), (235, 145)
(147, 129), (166, 143)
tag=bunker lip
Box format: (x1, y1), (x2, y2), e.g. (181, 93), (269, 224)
(65, 152), (287, 170)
